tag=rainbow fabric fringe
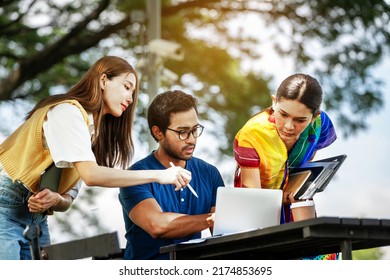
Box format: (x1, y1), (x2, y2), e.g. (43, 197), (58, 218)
(303, 253), (340, 260)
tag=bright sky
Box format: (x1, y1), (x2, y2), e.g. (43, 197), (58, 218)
(313, 59), (390, 258)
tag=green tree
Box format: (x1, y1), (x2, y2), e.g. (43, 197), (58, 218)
(1, 0), (390, 247)
(1, 0), (389, 147)
(353, 248), (383, 260)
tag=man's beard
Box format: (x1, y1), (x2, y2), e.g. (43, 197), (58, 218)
(162, 141), (195, 161)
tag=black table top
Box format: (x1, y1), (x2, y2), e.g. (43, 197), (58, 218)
(160, 217), (390, 260)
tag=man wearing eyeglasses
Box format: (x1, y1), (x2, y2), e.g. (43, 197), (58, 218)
(119, 90), (225, 260)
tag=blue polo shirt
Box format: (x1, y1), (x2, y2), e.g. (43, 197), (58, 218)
(118, 152), (225, 260)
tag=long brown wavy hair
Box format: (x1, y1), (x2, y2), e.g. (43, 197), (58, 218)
(26, 56), (139, 169)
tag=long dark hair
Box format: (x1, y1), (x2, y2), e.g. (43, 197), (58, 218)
(26, 56), (139, 169)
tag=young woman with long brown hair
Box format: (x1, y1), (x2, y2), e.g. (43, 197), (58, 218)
(0, 56), (191, 259)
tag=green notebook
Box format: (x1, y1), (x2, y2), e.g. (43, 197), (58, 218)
(39, 163), (62, 192)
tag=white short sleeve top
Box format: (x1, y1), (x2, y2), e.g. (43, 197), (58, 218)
(43, 103), (97, 198)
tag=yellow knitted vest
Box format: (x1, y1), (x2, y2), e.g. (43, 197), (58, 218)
(0, 100), (90, 194)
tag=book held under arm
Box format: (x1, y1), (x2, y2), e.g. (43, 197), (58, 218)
(39, 163), (62, 192)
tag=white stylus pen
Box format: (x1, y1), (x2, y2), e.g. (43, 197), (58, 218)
(169, 162), (198, 198)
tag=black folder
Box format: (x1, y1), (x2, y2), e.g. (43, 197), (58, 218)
(286, 154), (347, 200)
(39, 163), (62, 192)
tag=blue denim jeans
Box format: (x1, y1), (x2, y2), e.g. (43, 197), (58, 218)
(0, 174), (50, 260)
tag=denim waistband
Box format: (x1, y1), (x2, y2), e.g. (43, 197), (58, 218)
(0, 174), (32, 202)
(0, 174), (49, 222)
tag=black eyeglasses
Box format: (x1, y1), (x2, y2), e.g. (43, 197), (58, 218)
(166, 125), (204, 140)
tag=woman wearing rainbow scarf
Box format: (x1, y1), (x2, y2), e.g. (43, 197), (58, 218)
(233, 73), (338, 260)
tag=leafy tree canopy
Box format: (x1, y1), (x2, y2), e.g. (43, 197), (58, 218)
(1, 0), (389, 151)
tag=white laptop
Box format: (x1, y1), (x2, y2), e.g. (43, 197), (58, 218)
(212, 187), (282, 236)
